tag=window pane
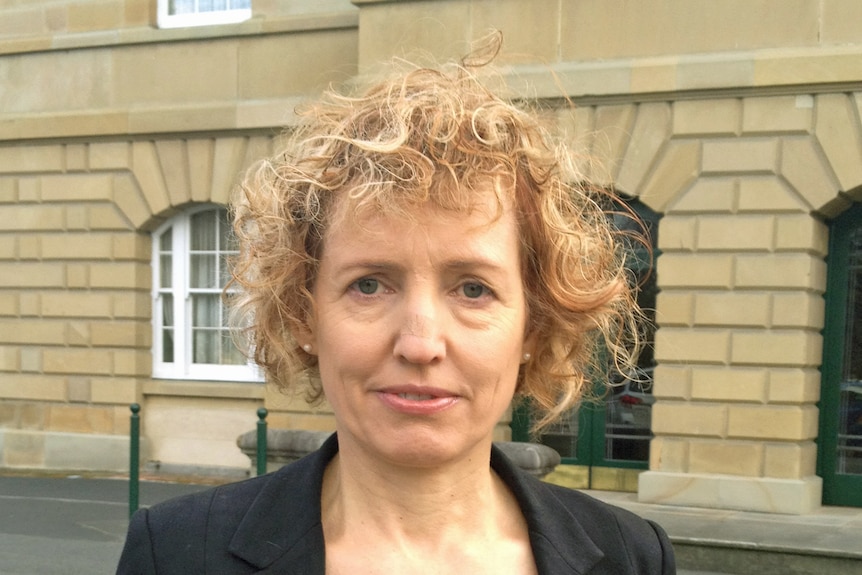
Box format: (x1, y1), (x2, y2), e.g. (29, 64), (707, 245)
(170, 0), (195, 15)
(838, 228), (862, 475)
(160, 254), (172, 288)
(162, 294), (173, 327)
(193, 329), (218, 364)
(162, 329), (174, 363)
(193, 294), (220, 328)
(191, 211), (217, 251)
(221, 332), (246, 365)
(159, 228), (172, 251)
(191, 254), (216, 289)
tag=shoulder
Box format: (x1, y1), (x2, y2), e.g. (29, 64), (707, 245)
(529, 480), (675, 573)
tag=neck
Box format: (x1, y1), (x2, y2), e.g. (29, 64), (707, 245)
(321, 435), (510, 543)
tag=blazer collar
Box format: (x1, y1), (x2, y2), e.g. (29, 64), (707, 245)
(227, 434), (337, 573)
(490, 445), (606, 574)
(226, 435), (605, 574)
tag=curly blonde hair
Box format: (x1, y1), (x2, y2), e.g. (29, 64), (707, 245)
(230, 49), (642, 434)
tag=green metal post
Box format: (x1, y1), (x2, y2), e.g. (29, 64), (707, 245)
(129, 403), (140, 519)
(256, 407), (268, 476)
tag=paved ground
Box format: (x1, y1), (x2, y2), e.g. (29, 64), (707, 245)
(0, 472), (732, 574)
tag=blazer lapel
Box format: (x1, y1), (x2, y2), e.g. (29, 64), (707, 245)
(491, 446), (605, 574)
(225, 434), (338, 573)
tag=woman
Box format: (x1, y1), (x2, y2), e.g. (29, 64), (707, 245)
(116, 47), (676, 574)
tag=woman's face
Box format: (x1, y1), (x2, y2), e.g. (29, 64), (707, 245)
(308, 195), (531, 469)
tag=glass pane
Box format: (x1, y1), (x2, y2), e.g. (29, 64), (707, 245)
(605, 367), (653, 462)
(170, 0), (194, 15)
(219, 209), (236, 252)
(162, 328), (174, 363)
(193, 329), (217, 364)
(837, 230), (862, 475)
(161, 294), (173, 328)
(192, 294), (219, 327)
(159, 228), (172, 251)
(221, 331), (246, 365)
(160, 254), (172, 288)
(539, 409), (580, 459)
(191, 254), (216, 289)
(191, 211), (216, 251)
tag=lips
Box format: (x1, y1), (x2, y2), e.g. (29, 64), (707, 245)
(376, 386), (459, 415)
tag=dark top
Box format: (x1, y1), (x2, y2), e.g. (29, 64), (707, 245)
(116, 434), (675, 574)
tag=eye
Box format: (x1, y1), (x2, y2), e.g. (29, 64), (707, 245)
(353, 278), (379, 295)
(461, 282), (489, 299)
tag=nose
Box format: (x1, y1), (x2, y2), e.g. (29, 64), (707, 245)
(392, 297), (447, 365)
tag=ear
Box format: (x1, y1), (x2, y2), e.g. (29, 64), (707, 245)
(294, 315), (317, 356)
(520, 331), (538, 364)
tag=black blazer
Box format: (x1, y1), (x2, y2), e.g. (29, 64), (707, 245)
(116, 435), (675, 574)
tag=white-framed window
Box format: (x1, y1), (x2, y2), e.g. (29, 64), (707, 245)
(157, 0), (252, 29)
(152, 205), (261, 382)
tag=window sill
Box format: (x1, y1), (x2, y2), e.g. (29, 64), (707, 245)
(143, 379), (266, 400)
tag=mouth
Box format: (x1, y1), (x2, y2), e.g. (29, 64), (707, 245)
(397, 393), (437, 401)
(376, 387), (459, 415)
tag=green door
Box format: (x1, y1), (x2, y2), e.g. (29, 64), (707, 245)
(511, 198), (659, 491)
(819, 203), (862, 507)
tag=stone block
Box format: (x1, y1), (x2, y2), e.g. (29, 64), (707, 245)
(1, 430), (45, 467)
(763, 441), (818, 479)
(616, 103), (672, 198)
(113, 41), (238, 106)
(88, 204), (133, 231)
(657, 254), (734, 289)
(239, 30), (358, 99)
(89, 262), (150, 289)
(696, 215), (775, 251)
(734, 253), (826, 291)
(655, 291), (694, 327)
(130, 142), (171, 217)
(357, 0), (470, 72)
(638, 470), (822, 514)
(693, 292), (770, 328)
(0, 319), (66, 345)
(42, 292), (113, 318)
(41, 233), (114, 259)
(154, 140), (191, 207)
(66, 264), (89, 289)
(19, 403), (46, 429)
(673, 99), (740, 137)
(0, 205), (64, 231)
(0, 373), (66, 401)
(688, 440), (763, 477)
(742, 95), (813, 135)
(111, 232), (150, 261)
(639, 140), (701, 213)
(592, 104), (637, 185)
(669, 177), (736, 214)
(774, 213), (829, 255)
(652, 365), (691, 400)
(65, 205), (89, 231)
(655, 328), (731, 365)
(0, 293), (18, 316)
(67, 377), (91, 403)
(649, 437), (689, 473)
(771, 292), (824, 329)
(727, 404), (819, 441)
(470, 0), (560, 63)
(0, 145), (64, 174)
(65, 144), (88, 171)
(89, 142), (130, 170)
(0, 346), (19, 371)
(18, 178), (40, 202)
(814, 93), (862, 193)
(43, 348), (113, 376)
(651, 401), (727, 437)
(19, 293), (40, 317)
(767, 368), (821, 404)
(186, 139), (214, 203)
(702, 138), (779, 175)
(65, 322), (90, 346)
(90, 321), (148, 348)
(112, 292), (151, 320)
(731, 329), (822, 367)
(690, 367), (767, 403)
(91, 377), (138, 405)
(17, 235), (40, 259)
(19, 347), (41, 373)
(113, 172), (156, 231)
(0, 263), (65, 288)
(656, 216), (696, 252)
(44, 431), (130, 472)
(780, 137), (842, 215)
(40, 174), (113, 202)
(112, 350), (150, 377)
(46, 405), (114, 434)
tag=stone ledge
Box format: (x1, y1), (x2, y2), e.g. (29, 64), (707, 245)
(236, 429), (561, 477)
(637, 470), (823, 514)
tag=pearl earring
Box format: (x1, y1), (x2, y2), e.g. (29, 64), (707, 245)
(302, 344), (312, 353)
(522, 353), (531, 362)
